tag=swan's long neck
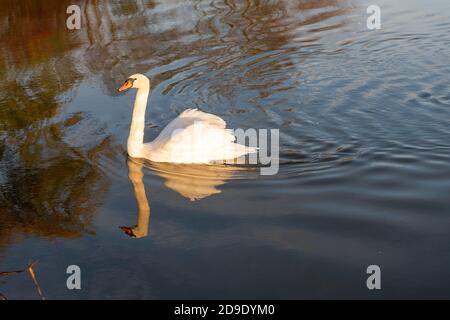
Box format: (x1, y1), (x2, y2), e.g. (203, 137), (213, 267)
(128, 82), (149, 157)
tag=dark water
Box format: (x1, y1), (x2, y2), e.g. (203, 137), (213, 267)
(1, 0), (450, 299)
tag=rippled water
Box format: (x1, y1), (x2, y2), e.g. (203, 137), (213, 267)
(1, 0), (450, 299)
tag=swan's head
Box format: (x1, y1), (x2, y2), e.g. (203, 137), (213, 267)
(117, 73), (150, 92)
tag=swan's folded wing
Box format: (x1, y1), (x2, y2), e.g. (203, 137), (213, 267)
(145, 109), (254, 163)
(152, 109), (225, 145)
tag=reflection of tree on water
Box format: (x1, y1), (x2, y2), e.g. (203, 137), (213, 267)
(0, 0), (84, 73)
(0, 144), (111, 239)
(0, 0), (114, 246)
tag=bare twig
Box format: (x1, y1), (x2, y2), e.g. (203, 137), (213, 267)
(0, 269), (27, 277)
(27, 262), (45, 300)
(0, 261), (45, 300)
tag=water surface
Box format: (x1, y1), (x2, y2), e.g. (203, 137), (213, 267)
(1, 0), (450, 299)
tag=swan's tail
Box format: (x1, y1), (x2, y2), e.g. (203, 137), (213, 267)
(228, 143), (258, 159)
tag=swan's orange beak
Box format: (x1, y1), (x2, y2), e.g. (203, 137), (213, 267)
(117, 79), (133, 93)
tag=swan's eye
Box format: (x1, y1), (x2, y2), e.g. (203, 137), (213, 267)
(126, 78), (137, 87)
(117, 78), (136, 92)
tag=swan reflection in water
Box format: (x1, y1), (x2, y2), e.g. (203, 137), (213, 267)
(120, 157), (250, 238)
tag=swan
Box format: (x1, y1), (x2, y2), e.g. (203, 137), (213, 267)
(117, 74), (257, 163)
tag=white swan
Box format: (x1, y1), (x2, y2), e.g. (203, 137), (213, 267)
(117, 74), (256, 163)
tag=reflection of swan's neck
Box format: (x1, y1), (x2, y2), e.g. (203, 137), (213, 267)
(128, 83), (149, 157)
(128, 159), (150, 238)
(132, 177), (150, 238)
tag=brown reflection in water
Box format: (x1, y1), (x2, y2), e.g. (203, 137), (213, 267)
(0, 0), (84, 72)
(0, 0), (115, 248)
